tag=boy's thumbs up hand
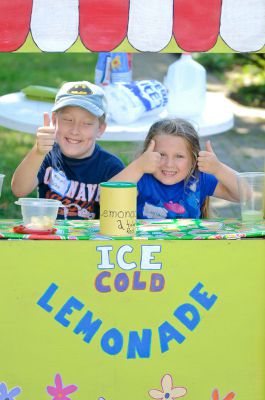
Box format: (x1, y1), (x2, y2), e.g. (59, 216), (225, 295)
(138, 139), (161, 174)
(43, 111), (50, 127)
(36, 112), (56, 155)
(197, 140), (221, 175)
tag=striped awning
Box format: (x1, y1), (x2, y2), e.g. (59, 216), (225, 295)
(0, 0), (264, 52)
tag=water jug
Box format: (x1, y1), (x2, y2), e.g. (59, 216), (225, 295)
(164, 54), (206, 117)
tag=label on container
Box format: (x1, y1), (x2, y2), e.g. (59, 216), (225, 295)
(100, 184), (137, 237)
(123, 80), (168, 112)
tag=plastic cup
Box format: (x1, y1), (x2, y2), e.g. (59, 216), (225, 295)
(15, 198), (63, 230)
(237, 172), (265, 223)
(0, 174), (5, 197)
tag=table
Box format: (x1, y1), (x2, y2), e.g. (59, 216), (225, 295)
(0, 219), (264, 399)
(0, 91), (234, 139)
(0, 218), (264, 240)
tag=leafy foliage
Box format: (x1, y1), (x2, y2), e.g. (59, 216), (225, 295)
(194, 54), (265, 108)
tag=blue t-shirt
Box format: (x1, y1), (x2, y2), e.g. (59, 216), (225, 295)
(37, 143), (124, 219)
(137, 172), (218, 219)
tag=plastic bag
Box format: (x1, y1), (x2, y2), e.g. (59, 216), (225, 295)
(104, 80), (168, 124)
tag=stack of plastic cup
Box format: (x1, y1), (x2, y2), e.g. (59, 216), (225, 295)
(0, 174), (5, 197)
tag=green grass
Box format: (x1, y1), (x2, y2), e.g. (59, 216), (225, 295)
(0, 53), (142, 218)
(0, 128), (35, 218)
(0, 53), (98, 95)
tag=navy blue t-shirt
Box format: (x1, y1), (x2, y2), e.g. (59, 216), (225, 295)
(37, 143), (124, 219)
(137, 172), (218, 219)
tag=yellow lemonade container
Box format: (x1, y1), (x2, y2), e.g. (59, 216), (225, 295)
(100, 182), (137, 236)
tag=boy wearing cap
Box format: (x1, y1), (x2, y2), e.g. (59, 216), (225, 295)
(11, 81), (124, 219)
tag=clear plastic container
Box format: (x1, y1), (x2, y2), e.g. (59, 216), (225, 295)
(164, 54), (206, 117)
(0, 174), (5, 197)
(15, 198), (63, 230)
(237, 172), (265, 223)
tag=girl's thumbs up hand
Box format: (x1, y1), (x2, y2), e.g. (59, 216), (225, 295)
(36, 112), (56, 155)
(205, 139), (214, 153)
(197, 140), (221, 175)
(146, 139), (156, 152)
(138, 139), (161, 174)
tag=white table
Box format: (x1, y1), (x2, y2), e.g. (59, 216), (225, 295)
(0, 91), (234, 140)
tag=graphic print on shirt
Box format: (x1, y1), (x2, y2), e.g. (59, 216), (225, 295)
(141, 179), (201, 219)
(143, 200), (186, 219)
(44, 167), (99, 219)
(143, 203), (168, 219)
(164, 201), (186, 214)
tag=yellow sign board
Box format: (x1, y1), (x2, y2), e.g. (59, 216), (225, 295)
(0, 240), (264, 399)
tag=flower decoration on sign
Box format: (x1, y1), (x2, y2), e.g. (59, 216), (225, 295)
(149, 374), (187, 399)
(111, 55), (121, 70)
(212, 388), (236, 400)
(47, 374), (78, 400)
(0, 382), (21, 400)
